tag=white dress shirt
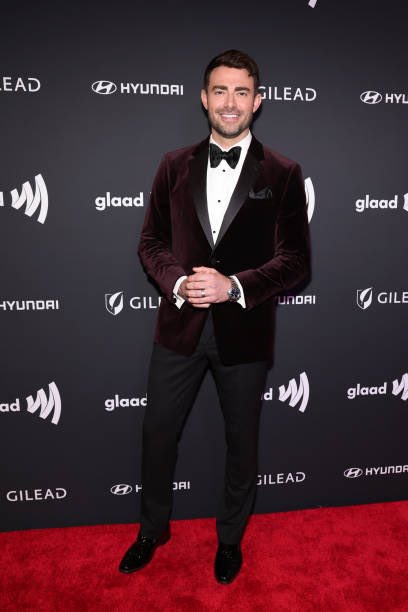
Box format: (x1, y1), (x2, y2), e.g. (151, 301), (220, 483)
(173, 131), (252, 308)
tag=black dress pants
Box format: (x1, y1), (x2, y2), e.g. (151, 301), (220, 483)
(140, 314), (268, 545)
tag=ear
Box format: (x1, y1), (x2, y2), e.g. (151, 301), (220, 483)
(253, 92), (262, 113)
(201, 88), (208, 110)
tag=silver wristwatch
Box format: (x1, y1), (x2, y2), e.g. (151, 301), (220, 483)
(227, 277), (241, 302)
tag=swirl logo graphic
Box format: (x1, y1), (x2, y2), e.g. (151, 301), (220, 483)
(392, 374), (408, 401)
(26, 382), (61, 425)
(360, 91), (382, 105)
(304, 177), (315, 222)
(278, 372), (309, 413)
(0, 174), (48, 224)
(344, 468), (363, 478)
(92, 80), (117, 95)
(357, 287), (373, 310)
(105, 291), (124, 316)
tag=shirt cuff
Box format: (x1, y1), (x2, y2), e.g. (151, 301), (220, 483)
(231, 275), (246, 308)
(173, 276), (187, 309)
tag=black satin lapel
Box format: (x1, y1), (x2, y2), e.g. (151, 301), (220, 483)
(214, 147), (261, 249)
(188, 144), (213, 246)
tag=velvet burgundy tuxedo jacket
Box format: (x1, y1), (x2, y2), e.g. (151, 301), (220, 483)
(138, 136), (311, 365)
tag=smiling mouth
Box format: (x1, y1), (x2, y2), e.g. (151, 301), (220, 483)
(219, 112), (240, 120)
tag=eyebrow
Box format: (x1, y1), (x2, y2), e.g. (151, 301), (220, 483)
(211, 85), (250, 92)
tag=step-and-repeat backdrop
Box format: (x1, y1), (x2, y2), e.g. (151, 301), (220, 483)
(1, 0), (407, 531)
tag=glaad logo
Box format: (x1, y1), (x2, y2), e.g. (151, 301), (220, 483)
(0, 174), (48, 223)
(355, 193), (408, 214)
(0, 76), (41, 93)
(110, 481), (190, 495)
(344, 465), (408, 479)
(257, 472), (306, 486)
(263, 371), (309, 413)
(26, 382), (62, 425)
(92, 80), (184, 96)
(361, 90), (408, 105)
(95, 191), (144, 211)
(105, 291), (161, 315)
(105, 394), (147, 411)
(392, 373), (408, 401)
(304, 177), (315, 222)
(0, 382), (62, 425)
(6, 488), (67, 501)
(0, 299), (60, 312)
(347, 373), (408, 402)
(356, 287), (408, 310)
(259, 85), (317, 102)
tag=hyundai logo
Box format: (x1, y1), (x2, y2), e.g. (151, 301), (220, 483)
(360, 91), (382, 105)
(344, 467), (363, 479)
(92, 80), (117, 95)
(110, 484), (132, 495)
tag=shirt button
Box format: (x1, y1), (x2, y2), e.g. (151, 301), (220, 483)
(217, 199), (221, 203)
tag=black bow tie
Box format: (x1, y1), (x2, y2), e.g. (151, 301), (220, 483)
(209, 143), (241, 169)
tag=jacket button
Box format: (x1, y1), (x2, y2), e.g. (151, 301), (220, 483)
(210, 257), (221, 266)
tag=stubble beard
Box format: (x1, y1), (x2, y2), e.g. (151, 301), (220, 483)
(208, 110), (253, 141)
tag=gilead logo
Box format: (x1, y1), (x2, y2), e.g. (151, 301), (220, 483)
(357, 288), (408, 310)
(259, 85), (317, 102)
(6, 488), (67, 501)
(257, 472), (306, 486)
(0, 76), (41, 93)
(105, 292), (162, 315)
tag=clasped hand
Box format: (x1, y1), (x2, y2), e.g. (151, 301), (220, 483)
(179, 266), (231, 309)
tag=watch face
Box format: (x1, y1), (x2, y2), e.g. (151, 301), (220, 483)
(229, 286), (241, 301)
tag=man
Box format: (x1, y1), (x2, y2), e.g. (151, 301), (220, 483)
(119, 50), (310, 584)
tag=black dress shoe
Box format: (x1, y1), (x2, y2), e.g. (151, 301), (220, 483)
(119, 528), (170, 574)
(214, 542), (242, 584)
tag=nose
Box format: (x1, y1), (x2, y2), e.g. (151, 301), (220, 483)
(225, 91), (235, 108)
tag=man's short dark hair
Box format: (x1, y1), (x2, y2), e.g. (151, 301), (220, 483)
(203, 49), (260, 93)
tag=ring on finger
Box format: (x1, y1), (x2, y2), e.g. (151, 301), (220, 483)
(201, 289), (206, 298)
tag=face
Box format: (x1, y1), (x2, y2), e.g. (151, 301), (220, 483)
(201, 66), (262, 145)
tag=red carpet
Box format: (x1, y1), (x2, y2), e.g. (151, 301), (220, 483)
(1, 502), (407, 611)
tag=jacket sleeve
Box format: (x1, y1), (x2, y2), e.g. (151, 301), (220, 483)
(138, 154), (187, 302)
(235, 163), (311, 311)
